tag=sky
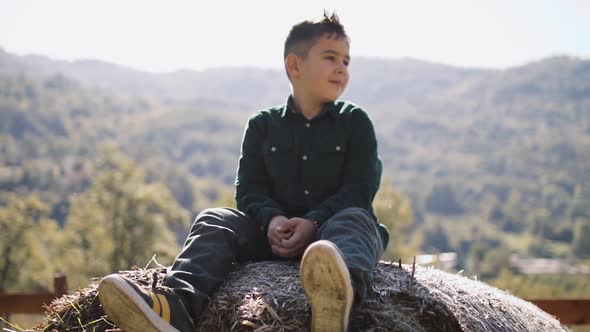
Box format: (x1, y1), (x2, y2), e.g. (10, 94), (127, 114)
(0, 0), (589, 73)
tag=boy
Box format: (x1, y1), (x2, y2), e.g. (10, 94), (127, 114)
(98, 12), (389, 332)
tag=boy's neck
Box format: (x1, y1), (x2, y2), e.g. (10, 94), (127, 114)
(292, 93), (323, 120)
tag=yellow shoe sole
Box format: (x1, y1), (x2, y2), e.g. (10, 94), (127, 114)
(300, 240), (353, 332)
(98, 274), (179, 332)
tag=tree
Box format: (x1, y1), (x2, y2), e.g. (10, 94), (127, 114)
(373, 178), (414, 260)
(570, 185), (590, 220)
(0, 194), (54, 292)
(425, 184), (464, 215)
(422, 222), (452, 253)
(478, 245), (512, 279)
(500, 189), (527, 233)
(526, 208), (551, 239)
(465, 241), (489, 277)
(63, 145), (189, 287)
(572, 218), (590, 258)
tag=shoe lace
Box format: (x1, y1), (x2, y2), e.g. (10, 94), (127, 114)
(149, 269), (194, 326)
(152, 270), (159, 289)
(151, 270), (175, 295)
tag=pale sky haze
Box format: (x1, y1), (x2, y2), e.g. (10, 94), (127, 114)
(0, 0), (589, 73)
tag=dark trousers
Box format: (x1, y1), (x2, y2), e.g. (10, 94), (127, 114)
(162, 207), (384, 319)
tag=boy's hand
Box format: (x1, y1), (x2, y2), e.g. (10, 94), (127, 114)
(267, 215), (292, 249)
(271, 217), (316, 258)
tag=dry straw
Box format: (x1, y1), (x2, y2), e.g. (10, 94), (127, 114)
(37, 260), (568, 331)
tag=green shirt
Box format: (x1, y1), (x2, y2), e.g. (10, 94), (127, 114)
(235, 94), (389, 248)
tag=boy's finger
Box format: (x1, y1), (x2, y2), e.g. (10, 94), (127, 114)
(274, 228), (293, 241)
(281, 230), (303, 249)
(281, 218), (300, 230)
(277, 229), (293, 238)
(268, 231), (283, 247)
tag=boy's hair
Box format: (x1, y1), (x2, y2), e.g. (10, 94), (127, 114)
(283, 10), (349, 62)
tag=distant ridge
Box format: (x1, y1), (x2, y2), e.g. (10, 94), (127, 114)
(2, 45), (586, 110)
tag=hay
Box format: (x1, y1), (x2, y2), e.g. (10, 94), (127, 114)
(36, 261), (568, 331)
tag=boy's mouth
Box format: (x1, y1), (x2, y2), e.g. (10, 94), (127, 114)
(329, 80), (343, 86)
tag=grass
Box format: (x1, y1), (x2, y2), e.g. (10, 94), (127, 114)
(0, 314), (43, 331)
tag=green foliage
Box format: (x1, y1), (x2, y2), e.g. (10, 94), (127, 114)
(0, 194), (55, 292)
(476, 246), (513, 280)
(0, 54), (589, 297)
(491, 269), (590, 299)
(570, 186), (590, 220)
(526, 208), (552, 238)
(62, 145), (189, 287)
(421, 222), (452, 253)
(573, 218), (590, 258)
(373, 178), (413, 260)
(424, 184), (464, 215)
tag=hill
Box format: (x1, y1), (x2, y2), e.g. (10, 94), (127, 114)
(1, 47), (589, 283)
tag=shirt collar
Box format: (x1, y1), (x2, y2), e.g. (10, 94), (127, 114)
(281, 94), (338, 119)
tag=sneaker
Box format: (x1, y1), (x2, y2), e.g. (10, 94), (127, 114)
(98, 274), (195, 332)
(300, 240), (354, 332)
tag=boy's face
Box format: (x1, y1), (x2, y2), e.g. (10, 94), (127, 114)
(296, 34), (350, 103)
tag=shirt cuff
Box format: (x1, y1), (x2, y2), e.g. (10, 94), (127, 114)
(303, 208), (332, 229)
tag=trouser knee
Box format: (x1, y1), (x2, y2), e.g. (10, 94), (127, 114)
(190, 207), (238, 234)
(322, 207), (376, 233)
(319, 206), (383, 270)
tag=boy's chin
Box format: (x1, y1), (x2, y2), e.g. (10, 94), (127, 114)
(322, 93), (342, 103)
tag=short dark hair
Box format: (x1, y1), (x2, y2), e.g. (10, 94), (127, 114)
(283, 10), (349, 61)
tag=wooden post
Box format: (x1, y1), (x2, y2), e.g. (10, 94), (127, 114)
(54, 273), (68, 298)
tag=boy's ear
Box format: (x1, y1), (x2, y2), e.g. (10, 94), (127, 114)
(285, 53), (302, 80)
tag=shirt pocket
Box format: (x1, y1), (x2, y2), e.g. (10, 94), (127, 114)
(263, 138), (294, 182)
(313, 137), (348, 186)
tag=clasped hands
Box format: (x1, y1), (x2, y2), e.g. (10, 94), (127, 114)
(267, 215), (317, 258)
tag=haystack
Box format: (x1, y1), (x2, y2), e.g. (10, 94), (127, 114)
(37, 260), (568, 331)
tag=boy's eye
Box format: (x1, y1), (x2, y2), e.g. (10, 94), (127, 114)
(325, 56), (349, 67)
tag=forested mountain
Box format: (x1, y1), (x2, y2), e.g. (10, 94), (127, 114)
(0, 47), (589, 294)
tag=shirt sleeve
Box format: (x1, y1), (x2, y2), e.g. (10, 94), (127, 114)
(235, 114), (286, 232)
(303, 108), (382, 227)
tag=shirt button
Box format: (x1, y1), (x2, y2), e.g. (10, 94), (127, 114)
(271, 146), (277, 152)
(336, 146), (341, 151)
(306, 123), (311, 128)
(302, 155), (308, 160)
(304, 189), (309, 195)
